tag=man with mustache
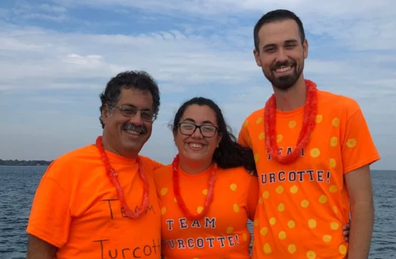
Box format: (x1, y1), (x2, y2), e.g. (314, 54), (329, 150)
(26, 71), (162, 259)
(238, 9), (380, 259)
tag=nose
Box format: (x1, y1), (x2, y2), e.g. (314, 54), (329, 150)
(128, 112), (144, 126)
(191, 127), (203, 139)
(275, 49), (288, 63)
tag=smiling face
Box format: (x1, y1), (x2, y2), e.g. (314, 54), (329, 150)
(101, 87), (154, 158)
(253, 19), (308, 91)
(173, 104), (222, 168)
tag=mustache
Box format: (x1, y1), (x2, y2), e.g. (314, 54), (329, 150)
(123, 123), (148, 134)
(271, 61), (296, 70)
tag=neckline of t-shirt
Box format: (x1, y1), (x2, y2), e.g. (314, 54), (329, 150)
(89, 144), (138, 164)
(271, 89), (325, 118)
(275, 105), (305, 118)
(178, 164), (212, 179)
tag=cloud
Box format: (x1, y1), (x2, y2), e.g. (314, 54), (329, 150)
(39, 3), (67, 13)
(4, 1), (70, 22)
(0, 8), (8, 17)
(51, 0), (396, 51)
(0, 38), (42, 51)
(0, 23), (258, 91)
(21, 13), (69, 21)
(1, 21), (394, 94)
(0, 0), (394, 169)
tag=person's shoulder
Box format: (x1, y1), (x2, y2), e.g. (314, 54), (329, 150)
(44, 144), (96, 178)
(138, 155), (159, 164)
(219, 166), (256, 180)
(217, 166), (257, 193)
(319, 90), (360, 109)
(242, 107), (265, 127)
(245, 107), (264, 120)
(318, 91), (361, 120)
(138, 155), (165, 171)
(153, 163), (171, 175)
(152, 163), (171, 172)
(152, 164), (172, 185)
(52, 144), (96, 164)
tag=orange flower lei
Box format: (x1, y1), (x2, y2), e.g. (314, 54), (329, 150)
(96, 136), (149, 219)
(172, 155), (216, 220)
(264, 79), (318, 164)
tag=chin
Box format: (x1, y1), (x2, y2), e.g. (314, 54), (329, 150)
(123, 142), (143, 153)
(271, 74), (300, 90)
(181, 151), (208, 162)
(185, 154), (205, 161)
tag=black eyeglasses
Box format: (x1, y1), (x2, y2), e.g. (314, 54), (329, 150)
(113, 105), (157, 122)
(177, 122), (218, 138)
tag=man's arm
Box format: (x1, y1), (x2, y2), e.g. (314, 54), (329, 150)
(26, 234), (57, 259)
(344, 164), (374, 259)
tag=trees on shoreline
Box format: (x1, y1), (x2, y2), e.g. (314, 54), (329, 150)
(0, 159), (52, 166)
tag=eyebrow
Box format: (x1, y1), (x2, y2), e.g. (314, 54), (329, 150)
(285, 39), (298, 44)
(120, 104), (152, 111)
(262, 39), (298, 49)
(262, 43), (276, 50)
(182, 118), (215, 125)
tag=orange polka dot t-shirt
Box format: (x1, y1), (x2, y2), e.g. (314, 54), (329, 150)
(154, 164), (258, 259)
(238, 90), (380, 258)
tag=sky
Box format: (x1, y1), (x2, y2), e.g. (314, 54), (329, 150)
(0, 0), (395, 170)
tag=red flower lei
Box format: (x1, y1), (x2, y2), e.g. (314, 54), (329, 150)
(172, 155), (216, 220)
(264, 79), (318, 164)
(96, 136), (149, 219)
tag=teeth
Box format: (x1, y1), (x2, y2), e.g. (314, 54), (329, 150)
(126, 129), (140, 135)
(189, 143), (203, 148)
(275, 66), (292, 72)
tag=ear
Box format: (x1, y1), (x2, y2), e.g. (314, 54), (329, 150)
(303, 39), (309, 59)
(253, 49), (262, 67)
(101, 105), (111, 125)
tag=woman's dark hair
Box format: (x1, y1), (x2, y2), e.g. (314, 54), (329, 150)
(99, 70), (160, 128)
(172, 97), (256, 175)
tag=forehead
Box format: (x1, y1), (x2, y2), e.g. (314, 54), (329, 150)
(118, 88), (153, 108)
(181, 104), (217, 123)
(257, 20), (301, 46)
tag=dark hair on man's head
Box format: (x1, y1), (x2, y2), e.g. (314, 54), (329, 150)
(172, 97), (256, 174)
(254, 9), (305, 51)
(99, 70), (160, 128)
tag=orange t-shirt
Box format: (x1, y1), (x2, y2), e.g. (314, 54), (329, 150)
(154, 164), (259, 259)
(26, 144), (163, 259)
(238, 90), (380, 259)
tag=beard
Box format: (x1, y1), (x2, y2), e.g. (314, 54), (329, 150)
(263, 60), (304, 91)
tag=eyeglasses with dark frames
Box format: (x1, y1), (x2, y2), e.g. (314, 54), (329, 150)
(113, 105), (157, 122)
(177, 122), (218, 138)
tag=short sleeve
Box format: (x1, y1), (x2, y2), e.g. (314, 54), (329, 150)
(26, 163), (71, 248)
(152, 164), (170, 199)
(151, 160), (164, 170)
(246, 175), (259, 221)
(341, 108), (380, 173)
(142, 156), (164, 171)
(238, 120), (251, 149)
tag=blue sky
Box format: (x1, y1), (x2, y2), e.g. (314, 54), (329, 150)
(0, 0), (395, 170)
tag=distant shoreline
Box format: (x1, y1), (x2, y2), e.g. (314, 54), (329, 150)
(0, 160), (393, 172)
(0, 159), (52, 166)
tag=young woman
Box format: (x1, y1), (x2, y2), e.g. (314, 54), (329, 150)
(154, 97), (257, 258)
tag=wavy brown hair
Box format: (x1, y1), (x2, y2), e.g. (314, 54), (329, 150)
(172, 97), (256, 175)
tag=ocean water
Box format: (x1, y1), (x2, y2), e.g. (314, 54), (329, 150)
(0, 166), (395, 258)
